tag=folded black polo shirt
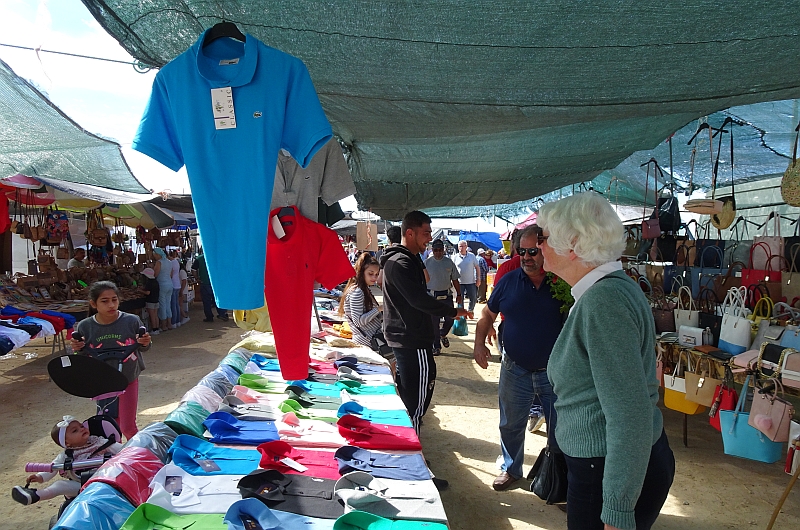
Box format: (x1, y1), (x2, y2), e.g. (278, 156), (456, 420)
(238, 469), (343, 519)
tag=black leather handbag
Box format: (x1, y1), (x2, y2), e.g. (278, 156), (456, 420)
(527, 446), (568, 505)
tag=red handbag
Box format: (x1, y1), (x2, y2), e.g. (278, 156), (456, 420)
(709, 367), (739, 432)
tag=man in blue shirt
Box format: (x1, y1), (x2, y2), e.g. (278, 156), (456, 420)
(472, 225), (563, 492)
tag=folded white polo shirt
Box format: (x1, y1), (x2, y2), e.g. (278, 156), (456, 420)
(334, 471), (447, 522)
(147, 463), (243, 514)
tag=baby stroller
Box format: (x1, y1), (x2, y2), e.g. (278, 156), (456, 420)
(21, 415), (122, 529)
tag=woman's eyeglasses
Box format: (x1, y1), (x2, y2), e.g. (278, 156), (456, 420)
(518, 247), (539, 256)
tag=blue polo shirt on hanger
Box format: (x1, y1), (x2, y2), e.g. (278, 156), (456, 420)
(133, 28), (332, 310)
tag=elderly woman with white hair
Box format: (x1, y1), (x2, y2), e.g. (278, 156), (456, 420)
(537, 192), (674, 530)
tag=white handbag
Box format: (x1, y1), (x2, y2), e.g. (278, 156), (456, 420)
(664, 351), (689, 393)
(678, 325), (709, 348)
(673, 285), (699, 330)
(719, 287), (752, 356)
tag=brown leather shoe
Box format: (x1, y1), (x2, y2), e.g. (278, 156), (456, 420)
(492, 471), (519, 491)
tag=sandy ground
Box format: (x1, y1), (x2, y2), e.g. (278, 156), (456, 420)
(0, 304), (798, 530)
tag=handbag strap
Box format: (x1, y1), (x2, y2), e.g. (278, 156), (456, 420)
(752, 296), (774, 319)
(734, 374), (751, 414)
(677, 285), (695, 311)
(699, 244), (724, 269)
(749, 241), (773, 269)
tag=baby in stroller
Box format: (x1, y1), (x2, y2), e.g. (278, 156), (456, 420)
(11, 415), (122, 505)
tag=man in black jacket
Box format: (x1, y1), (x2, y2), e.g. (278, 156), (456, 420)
(380, 211), (472, 435)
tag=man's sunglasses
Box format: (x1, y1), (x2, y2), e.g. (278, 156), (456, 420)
(518, 247), (539, 256)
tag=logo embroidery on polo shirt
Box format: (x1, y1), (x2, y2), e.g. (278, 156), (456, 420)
(253, 111), (262, 118)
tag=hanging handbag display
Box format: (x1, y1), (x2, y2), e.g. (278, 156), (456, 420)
(750, 317), (785, 351)
(673, 286), (699, 330)
(651, 287), (676, 333)
(684, 356), (723, 407)
(709, 366), (738, 432)
(752, 212), (785, 271)
(691, 244), (727, 299)
(718, 287), (752, 355)
(663, 352), (706, 415)
(723, 219), (754, 269)
(623, 225), (642, 258)
(710, 117), (739, 231)
(782, 243), (800, 302)
(712, 261), (743, 302)
(719, 374), (783, 464)
(698, 288), (723, 347)
(780, 122), (800, 207)
(748, 379), (795, 443)
(527, 446), (568, 505)
(641, 159), (661, 240)
(781, 349), (800, 390)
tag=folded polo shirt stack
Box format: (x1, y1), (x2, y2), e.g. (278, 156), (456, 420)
(334, 446), (431, 481)
(202, 411), (279, 445)
(334, 471), (446, 522)
(169, 435), (262, 476)
(337, 416), (422, 451)
(337, 402), (413, 428)
(238, 469), (341, 519)
(256, 440), (341, 480)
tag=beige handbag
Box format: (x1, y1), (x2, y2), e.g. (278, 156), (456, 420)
(781, 123), (800, 207)
(748, 379), (795, 442)
(684, 356), (723, 407)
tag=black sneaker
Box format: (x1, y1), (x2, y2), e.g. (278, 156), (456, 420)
(441, 337), (450, 348)
(217, 314), (229, 322)
(431, 477), (449, 491)
(202, 318), (214, 322)
(11, 486), (39, 505)
(432, 348), (441, 356)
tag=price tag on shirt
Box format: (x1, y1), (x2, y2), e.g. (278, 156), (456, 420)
(279, 457), (308, 472)
(164, 476), (183, 495)
(210, 87), (236, 130)
(270, 215), (286, 239)
(240, 515), (264, 530)
(195, 458), (221, 472)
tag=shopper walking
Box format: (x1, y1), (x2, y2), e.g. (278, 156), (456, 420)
(424, 239), (461, 355)
(192, 251), (228, 322)
(453, 241), (480, 312)
(152, 247), (174, 331)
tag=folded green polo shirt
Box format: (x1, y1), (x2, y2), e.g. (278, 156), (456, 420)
(237, 373), (289, 394)
(121, 503), (226, 529)
(279, 399), (340, 422)
(333, 511), (448, 530)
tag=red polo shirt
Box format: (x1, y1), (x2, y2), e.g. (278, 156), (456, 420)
(265, 206), (354, 380)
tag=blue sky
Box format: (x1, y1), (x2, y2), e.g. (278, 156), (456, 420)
(0, 0), (189, 194)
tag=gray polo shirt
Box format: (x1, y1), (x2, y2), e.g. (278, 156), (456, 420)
(424, 255), (459, 292)
(270, 138), (356, 221)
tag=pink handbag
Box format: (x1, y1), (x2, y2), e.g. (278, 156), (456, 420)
(748, 379), (795, 442)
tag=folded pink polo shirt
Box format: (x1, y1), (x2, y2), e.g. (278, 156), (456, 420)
(256, 440), (340, 480)
(337, 415), (422, 451)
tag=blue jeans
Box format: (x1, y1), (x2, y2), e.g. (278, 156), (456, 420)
(200, 283), (228, 320)
(170, 288), (181, 323)
(564, 429), (674, 530)
(460, 283), (478, 312)
(498, 353), (558, 478)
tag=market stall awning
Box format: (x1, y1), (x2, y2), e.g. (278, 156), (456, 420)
(0, 57), (149, 194)
(81, 2), (800, 218)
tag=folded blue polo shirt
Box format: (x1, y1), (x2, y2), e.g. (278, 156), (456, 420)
(225, 498), (335, 530)
(334, 446), (431, 481)
(337, 402), (412, 427)
(203, 411), (278, 445)
(169, 434), (261, 475)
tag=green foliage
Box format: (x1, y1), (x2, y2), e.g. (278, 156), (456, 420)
(546, 272), (574, 313)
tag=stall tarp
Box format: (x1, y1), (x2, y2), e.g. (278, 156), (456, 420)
(80, 2), (800, 218)
(459, 231), (502, 252)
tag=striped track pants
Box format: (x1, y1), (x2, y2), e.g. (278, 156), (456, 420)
(392, 347), (437, 434)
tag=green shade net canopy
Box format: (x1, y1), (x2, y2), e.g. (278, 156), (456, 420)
(81, 1), (800, 218)
(0, 57), (150, 194)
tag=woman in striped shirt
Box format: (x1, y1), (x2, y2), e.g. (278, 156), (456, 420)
(339, 253), (383, 346)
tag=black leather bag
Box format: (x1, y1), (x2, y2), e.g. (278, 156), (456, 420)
(369, 330), (393, 358)
(527, 446), (568, 505)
